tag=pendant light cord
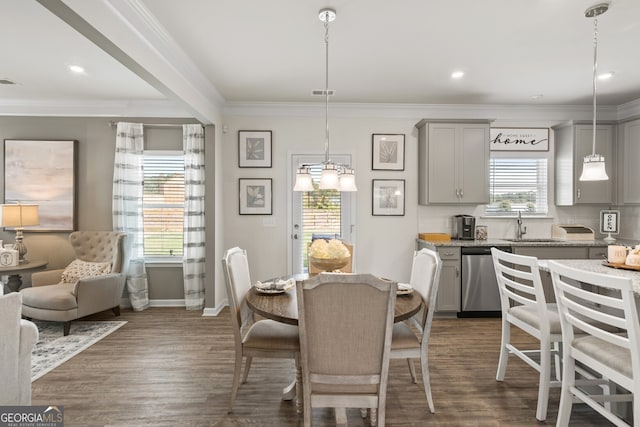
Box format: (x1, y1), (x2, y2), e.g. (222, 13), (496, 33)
(591, 16), (599, 156)
(324, 11), (330, 164)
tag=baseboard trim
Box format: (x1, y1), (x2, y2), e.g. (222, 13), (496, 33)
(149, 299), (185, 307)
(202, 303), (226, 317)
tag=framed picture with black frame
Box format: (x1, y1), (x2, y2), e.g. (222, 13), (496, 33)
(372, 133), (405, 170)
(239, 178), (272, 215)
(238, 130), (272, 168)
(372, 179), (405, 216)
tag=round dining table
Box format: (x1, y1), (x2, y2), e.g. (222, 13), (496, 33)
(245, 274), (423, 325)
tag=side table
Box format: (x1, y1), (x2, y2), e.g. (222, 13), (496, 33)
(0, 260), (48, 293)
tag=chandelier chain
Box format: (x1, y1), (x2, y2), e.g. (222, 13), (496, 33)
(324, 10), (331, 164)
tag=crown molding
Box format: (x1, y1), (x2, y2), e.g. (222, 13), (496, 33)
(0, 98), (191, 117)
(224, 101), (621, 123)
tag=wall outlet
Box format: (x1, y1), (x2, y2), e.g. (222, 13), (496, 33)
(262, 217), (276, 227)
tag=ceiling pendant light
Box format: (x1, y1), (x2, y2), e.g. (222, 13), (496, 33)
(293, 8), (357, 192)
(579, 3), (610, 182)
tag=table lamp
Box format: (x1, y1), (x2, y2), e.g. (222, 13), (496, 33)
(1, 203), (39, 263)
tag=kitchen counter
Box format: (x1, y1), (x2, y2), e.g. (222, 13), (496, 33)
(417, 238), (638, 248)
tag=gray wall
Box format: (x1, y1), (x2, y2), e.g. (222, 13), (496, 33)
(0, 116), (216, 306)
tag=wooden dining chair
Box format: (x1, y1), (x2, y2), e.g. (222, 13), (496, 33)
(491, 248), (562, 422)
(390, 248), (442, 413)
(297, 273), (396, 427)
(549, 261), (640, 427)
(221, 247), (301, 413)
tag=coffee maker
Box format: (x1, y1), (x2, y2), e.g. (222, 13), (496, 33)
(452, 214), (476, 240)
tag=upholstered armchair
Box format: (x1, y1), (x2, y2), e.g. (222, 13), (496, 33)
(0, 293), (38, 405)
(20, 231), (132, 336)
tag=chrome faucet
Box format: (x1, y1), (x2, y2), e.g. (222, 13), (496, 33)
(516, 211), (527, 240)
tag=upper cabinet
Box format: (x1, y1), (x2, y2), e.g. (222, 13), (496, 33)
(617, 118), (640, 204)
(553, 122), (615, 206)
(416, 120), (491, 204)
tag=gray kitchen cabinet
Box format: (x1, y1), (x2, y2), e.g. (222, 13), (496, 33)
(434, 246), (461, 312)
(553, 122), (615, 206)
(617, 118), (640, 204)
(416, 120), (491, 204)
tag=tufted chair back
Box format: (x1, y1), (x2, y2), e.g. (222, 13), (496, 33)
(69, 231), (132, 274)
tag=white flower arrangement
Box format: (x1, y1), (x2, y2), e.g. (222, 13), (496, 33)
(308, 238), (350, 259)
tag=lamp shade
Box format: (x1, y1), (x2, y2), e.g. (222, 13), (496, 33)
(293, 167), (314, 192)
(579, 154), (608, 181)
(338, 169), (357, 192)
(1, 204), (40, 228)
(319, 164), (340, 190)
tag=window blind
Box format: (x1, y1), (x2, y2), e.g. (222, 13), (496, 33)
(486, 158), (548, 215)
(299, 165), (342, 271)
(143, 153), (185, 257)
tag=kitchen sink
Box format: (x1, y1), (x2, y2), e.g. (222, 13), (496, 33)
(503, 238), (560, 243)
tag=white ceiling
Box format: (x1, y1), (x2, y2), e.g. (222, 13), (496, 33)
(1, 0), (640, 122)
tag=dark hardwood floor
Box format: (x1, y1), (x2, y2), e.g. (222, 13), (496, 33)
(32, 307), (610, 426)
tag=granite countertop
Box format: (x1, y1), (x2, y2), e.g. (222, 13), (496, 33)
(417, 238), (639, 248)
(537, 259), (640, 295)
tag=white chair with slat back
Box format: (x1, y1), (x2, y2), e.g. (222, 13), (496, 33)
(297, 273), (396, 427)
(390, 248), (442, 413)
(221, 247), (301, 413)
(549, 261), (640, 427)
(491, 248), (562, 422)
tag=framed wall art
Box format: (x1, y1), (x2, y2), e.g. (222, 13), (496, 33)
(4, 139), (77, 231)
(372, 179), (405, 216)
(239, 178), (272, 215)
(238, 130), (272, 168)
(372, 134), (405, 170)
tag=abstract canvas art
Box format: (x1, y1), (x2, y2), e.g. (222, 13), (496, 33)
(4, 139), (77, 231)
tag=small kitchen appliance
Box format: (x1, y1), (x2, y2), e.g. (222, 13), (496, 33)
(452, 215), (476, 240)
(551, 224), (595, 241)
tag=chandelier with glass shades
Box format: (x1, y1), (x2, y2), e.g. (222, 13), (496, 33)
(293, 8), (357, 192)
(579, 2), (610, 182)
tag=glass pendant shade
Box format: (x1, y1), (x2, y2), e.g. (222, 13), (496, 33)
(319, 164), (339, 190)
(293, 167), (314, 191)
(339, 169), (357, 192)
(579, 154), (608, 181)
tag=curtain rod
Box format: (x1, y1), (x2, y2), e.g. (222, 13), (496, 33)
(108, 120), (187, 129)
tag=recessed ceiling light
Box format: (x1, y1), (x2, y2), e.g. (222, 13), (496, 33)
(451, 71), (464, 79)
(68, 64), (85, 74)
(531, 94), (544, 100)
(598, 71), (614, 80)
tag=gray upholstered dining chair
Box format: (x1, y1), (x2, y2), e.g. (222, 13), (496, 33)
(549, 261), (639, 427)
(20, 231), (132, 336)
(491, 248), (562, 422)
(390, 248), (442, 413)
(297, 273), (396, 427)
(221, 247), (300, 413)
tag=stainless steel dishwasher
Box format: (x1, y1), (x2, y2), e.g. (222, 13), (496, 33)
(459, 246), (511, 317)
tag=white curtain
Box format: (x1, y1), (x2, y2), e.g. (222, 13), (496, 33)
(112, 122), (149, 311)
(182, 124), (206, 310)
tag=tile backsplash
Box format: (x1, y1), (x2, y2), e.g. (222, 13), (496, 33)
(418, 204), (640, 242)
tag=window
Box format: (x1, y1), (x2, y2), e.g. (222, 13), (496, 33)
(143, 151), (184, 258)
(486, 157), (548, 216)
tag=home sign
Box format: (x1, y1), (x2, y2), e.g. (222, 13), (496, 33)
(490, 128), (549, 151)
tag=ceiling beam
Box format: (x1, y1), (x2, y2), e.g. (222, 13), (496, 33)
(36, 0), (223, 124)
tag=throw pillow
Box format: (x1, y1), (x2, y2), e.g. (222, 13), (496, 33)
(61, 259), (112, 283)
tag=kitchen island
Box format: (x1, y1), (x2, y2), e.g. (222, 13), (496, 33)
(417, 237), (639, 315)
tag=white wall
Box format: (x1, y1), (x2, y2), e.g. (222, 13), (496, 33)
(221, 108), (640, 287)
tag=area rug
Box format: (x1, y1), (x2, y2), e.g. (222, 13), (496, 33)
(31, 320), (127, 381)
